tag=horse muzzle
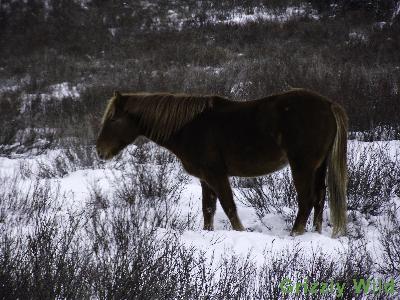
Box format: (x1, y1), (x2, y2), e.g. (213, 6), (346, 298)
(96, 147), (112, 160)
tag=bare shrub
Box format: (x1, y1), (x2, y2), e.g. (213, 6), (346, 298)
(214, 255), (257, 299)
(378, 206), (400, 281)
(333, 239), (375, 300)
(255, 239), (374, 300)
(255, 247), (304, 299)
(36, 145), (103, 178)
(111, 146), (192, 232)
(349, 125), (400, 141)
(0, 173), (63, 225)
(235, 167), (297, 229)
(0, 214), (91, 300)
(347, 143), (399, 216)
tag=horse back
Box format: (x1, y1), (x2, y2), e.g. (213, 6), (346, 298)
(169, 89), (337, 177)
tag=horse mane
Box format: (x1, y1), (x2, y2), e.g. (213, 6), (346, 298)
(101, 95), (118, 125)
(117, 93), (227, 142)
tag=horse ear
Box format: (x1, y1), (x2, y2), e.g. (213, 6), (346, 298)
(113, 91), (127, 112)
(114, 91), (121, 98)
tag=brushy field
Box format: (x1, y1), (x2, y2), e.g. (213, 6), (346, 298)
(1, 1), (400, 299)
(0, 140), (399, 299)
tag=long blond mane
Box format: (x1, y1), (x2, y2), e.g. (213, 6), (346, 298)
(103, 93), (224, 142)
(101, 95), (118, 125)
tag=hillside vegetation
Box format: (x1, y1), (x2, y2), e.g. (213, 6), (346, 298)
(1, 0), (400, 154)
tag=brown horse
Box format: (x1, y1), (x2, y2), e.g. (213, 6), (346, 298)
(96, 89), (348, 237)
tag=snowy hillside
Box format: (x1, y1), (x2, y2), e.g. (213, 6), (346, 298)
(1, 0), (400, 299)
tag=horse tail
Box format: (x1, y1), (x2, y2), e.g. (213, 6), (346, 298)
(327, 103), (348, 238)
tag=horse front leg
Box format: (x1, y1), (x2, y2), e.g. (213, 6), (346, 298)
(200, 180), (217, 230)
(202, 174), (244, 231)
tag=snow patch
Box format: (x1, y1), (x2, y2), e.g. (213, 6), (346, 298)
(19, 82), (81, 113)
(49, 82), (80, 99)
(348, 31), (368, 43)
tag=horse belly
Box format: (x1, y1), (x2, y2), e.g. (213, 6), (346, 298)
(225, 145), (288, 177)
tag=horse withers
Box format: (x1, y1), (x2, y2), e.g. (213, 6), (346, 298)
(96, 89), (348, 237)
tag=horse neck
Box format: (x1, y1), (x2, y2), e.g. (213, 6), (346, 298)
(134, 118), (174, 151)
(142, 129), (180, 158)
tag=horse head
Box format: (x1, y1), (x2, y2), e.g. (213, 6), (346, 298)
(96, 91), (140, 160)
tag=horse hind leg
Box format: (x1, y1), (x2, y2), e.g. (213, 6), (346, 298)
(290, 165), (317, 236)
(203, 174), (244, 231)
(313, 158), (328, 233)
(201, 180), (217, 230)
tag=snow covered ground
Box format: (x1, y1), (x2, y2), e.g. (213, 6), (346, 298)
(1, 140), (399, 270)
(1, 132), (399, 299)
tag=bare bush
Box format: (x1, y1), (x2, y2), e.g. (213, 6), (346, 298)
(0, 173), (63, 225)
(36, 145), (103, 178)
(347, 143), (400, 216)
(235, 168), (297, 229)
(378, 206), (400, 282)
(111, 146), (192, 232)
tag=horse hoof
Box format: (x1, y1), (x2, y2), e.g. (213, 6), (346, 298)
(290, 230), (304, 237)
(233, 225), (245, 231)
(203, 225), (214, 231)
(312, 225), (322, 234)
